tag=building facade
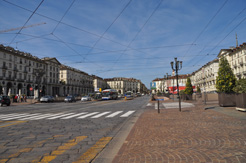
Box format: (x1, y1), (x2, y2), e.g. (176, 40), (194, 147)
(190, 59), (219, 93)
(60, 65), (94, 96)
(218, 43), (246, 80)
(0, 45), (49, 97)
(104, 77), (147, 95)
(92, 75), (107, 92)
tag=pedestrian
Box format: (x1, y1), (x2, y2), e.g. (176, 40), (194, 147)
(17, 94), (20, 102)
(14, 94), (18, 102)
(21, 95), (24, 102)
(24, 95), (27, 102)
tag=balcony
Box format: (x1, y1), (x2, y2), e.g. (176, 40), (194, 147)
(236, 72), (241, 77)
(1, 65), (8, 70)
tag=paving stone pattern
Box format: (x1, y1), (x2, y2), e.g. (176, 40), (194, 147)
(113, 103), (246, 163)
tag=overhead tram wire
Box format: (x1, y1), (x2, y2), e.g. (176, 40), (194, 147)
(181, 0), (229, 61)
(48, 0), (104, 68)
(188, 7), (246, 68)
(2, 0), (154, 59)
(82, 0), (133, 61)
(7, 0), (45, 46)
(193, 15), (246, 68)
(108, 0), (164, 73)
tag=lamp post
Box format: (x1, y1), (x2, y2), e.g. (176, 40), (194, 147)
(170, 57), (183, 112)
(33, 68), (45, 100)
(166, 73), (168, 94)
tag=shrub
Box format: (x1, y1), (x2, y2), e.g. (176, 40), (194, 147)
(233, 79), (246, 93)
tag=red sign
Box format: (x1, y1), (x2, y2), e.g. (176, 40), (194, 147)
(30, 87), (33, 91)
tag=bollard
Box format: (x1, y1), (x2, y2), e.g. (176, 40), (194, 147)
(158, 100), (160, 113)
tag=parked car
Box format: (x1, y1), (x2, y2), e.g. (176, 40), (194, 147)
(81, 96), (91, 101)
(40, 95), (55, 103)
(64, 95), (76, 102)
(0, 95), (11, 106)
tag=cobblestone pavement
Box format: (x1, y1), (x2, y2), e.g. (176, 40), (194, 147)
(113, 100), (246, 163)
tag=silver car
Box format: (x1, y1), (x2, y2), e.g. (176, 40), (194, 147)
(81, 96), (91, 101)
(40, 95), (55, 103)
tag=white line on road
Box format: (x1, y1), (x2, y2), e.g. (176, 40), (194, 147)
(77, 112), (99, 119)
(120, 111), (135, 117)
(106, 111), (123, 118)
(61, 112), (88, 119)
(91, 112), (111, 118)
(47, 113), (75, 120)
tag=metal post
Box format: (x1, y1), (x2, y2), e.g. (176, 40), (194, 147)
(173, 77), (174, 101)
(158, 100), (160, 113)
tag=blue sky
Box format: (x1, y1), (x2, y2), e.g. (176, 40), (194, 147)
(1, 0), (246, 88)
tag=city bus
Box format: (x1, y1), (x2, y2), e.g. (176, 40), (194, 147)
(124, 91), (134, 100)
(102, 89), (118, 100)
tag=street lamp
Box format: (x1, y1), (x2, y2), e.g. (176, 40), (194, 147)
(170, 57), (183, 112)
(33, 68), (45, 100)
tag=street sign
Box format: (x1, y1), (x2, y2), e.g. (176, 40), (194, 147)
(150, 82), (156, 90)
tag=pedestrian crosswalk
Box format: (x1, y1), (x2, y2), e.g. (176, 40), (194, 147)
(0, 110), (136, 121)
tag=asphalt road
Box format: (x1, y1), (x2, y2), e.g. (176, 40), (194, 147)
(0, 96), (150, 163)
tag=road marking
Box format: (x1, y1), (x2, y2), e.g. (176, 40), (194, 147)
(77, 112), (99, 119)
(61, 112), (88, 119)
(0, 113), (27, 119)
(106, 111), (123, 118)
(73, 137), (112, 163)
(0, 121), (27, 128)
(147, 103), (152, 106)
(47, 113), (75, 120)
(91, 112), (111, 118)
(120, 111), (135, 117)
(1, 114), (32, 120)
(35, 136), (87, 163)
(0, 111), (136, 121)
(29, 113), (64, 120)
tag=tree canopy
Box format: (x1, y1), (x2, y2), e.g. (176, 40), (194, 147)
(216, 57), (236, 93)
(184, 77), (193, 95)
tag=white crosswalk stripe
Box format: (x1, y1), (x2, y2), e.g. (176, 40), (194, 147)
(47, 113), (75, 120)
(77, 112), (99, 119)
(0, 110), (136, 121)
(4, 113), (42, 121)
(61, 112), (87, 119)
(91, 112), (110, 118)
(106, 111), (123, 118)
(120, 111), (135, 117)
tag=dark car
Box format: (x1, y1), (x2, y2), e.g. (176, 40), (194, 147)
(0, 95), (11, 106)
(64, 95), (76, 102)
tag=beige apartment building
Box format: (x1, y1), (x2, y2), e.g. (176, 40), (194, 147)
(190, 59), (219, 93)
(152, 74), (189, 94)
(92, 75), (107, 92)
(0, 45), (60, 98)
(104, 77), (147, 95)
(0, 44), (95, 97)
(60, 65), (94, 96)
(218, 43), (246, 79)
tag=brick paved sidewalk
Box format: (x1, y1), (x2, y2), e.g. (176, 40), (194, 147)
(113, 101), (246, 163)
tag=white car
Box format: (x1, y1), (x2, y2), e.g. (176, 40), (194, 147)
(81, 96), (91, 101)
(40, 95), (55, 103)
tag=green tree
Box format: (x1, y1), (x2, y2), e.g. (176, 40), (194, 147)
(196, 86), (201, 93)
(184, 77), (193, 95)
(233, 79), (246, 93)
(216, 57), (236, 93)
